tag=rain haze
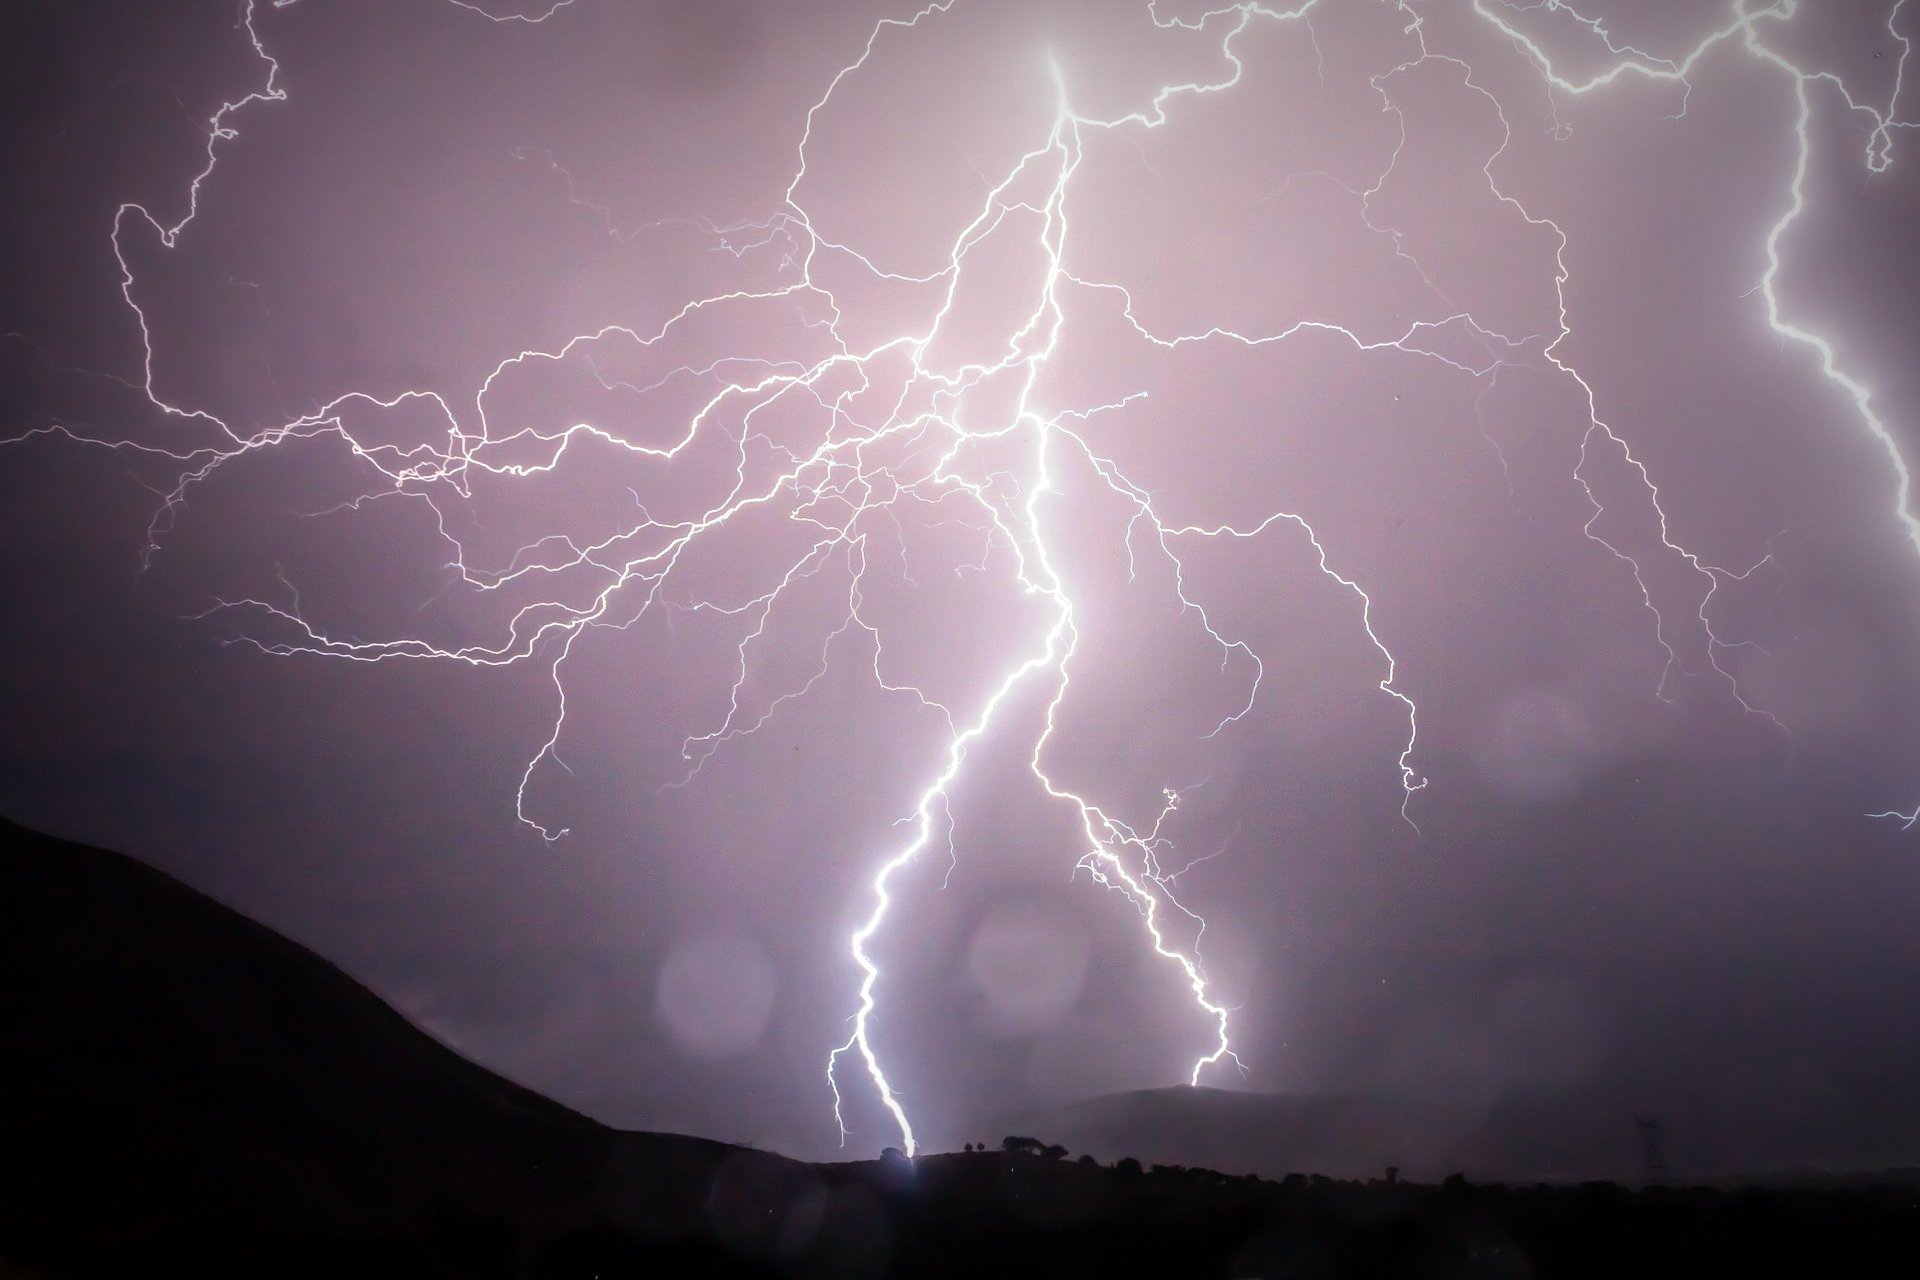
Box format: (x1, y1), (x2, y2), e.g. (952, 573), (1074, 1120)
(5, 0), (1920, 1181)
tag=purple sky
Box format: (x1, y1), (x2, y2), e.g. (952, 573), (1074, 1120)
(5, 0), (1920, 1172)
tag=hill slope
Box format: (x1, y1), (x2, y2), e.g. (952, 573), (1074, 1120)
(0, 815), (755, 1271)
(5, 815), (1918, 1278)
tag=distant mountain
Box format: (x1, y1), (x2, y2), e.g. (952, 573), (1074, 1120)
(998, 1084), (1654, 1185)
(997, 1060), (1920, 1188)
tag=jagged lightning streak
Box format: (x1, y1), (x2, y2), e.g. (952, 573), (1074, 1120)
(1458, 0), (1917, 809)
(824, 49), (1262, 1150)
(824, 8), (1488, 1145)
(11, 0), (1920, 1160)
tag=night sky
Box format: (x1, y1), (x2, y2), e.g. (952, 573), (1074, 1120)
(5, 0), (1920, 1174)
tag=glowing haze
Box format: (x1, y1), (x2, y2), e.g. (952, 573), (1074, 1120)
(6, 0), (1920, 1170)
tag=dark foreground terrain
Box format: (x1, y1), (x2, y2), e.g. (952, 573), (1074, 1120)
(3, 815), (1918, 1278)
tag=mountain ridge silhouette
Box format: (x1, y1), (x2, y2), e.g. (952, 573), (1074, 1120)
(6, 813), (1919, 1278)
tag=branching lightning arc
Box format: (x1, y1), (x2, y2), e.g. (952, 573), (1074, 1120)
(7, 0), (1918, 1157)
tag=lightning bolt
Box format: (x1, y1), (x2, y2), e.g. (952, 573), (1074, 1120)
(9, 0), (1919, 1160)
(1457, 0), (1915, 808)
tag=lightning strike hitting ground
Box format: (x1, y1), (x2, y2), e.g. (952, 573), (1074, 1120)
(8, 0), (1919, 1158)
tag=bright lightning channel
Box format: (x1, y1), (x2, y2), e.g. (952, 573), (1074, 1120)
(7, 0), (1918, 1160)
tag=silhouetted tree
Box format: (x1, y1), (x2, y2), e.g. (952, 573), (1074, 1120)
(1042, 1143), (1068, 1160)
(1116, 1157), (1143, 1177)
(1001, 1135), (1045, 1156)
(1077, 1153), (1098, 1167)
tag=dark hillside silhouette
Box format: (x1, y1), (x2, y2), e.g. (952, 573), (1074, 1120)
(4, 814), (1920, 1278)
(0, 815), (750, 1272)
